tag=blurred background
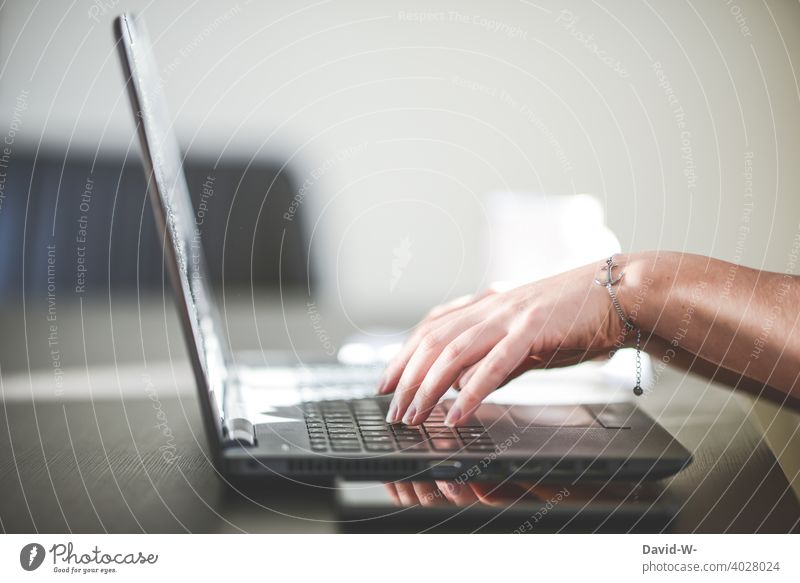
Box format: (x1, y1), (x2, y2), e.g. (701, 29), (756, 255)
(1, 0), (799, 490)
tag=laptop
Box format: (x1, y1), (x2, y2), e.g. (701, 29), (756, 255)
(113, 13), (691, 482)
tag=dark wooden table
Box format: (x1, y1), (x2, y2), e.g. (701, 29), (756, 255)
(1, 365), (798, 533)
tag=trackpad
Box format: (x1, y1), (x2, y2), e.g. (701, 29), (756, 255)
(510, 405), (601, 428)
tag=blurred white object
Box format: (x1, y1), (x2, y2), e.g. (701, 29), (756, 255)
(483, 191), (621, 286)
(482, 191), (650, 385)
(337, 329), (405, 366)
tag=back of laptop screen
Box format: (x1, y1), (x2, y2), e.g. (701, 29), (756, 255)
(117, 14), (230, 424)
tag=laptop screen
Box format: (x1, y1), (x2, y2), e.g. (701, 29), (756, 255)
(115, 14), (229, 440)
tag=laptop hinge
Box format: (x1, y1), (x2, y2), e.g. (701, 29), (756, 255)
(222, 417), (256, 447)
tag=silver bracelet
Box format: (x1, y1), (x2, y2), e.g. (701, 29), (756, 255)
(594, 255), (643, 396)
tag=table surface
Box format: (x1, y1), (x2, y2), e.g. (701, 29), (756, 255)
(1, 297), (798, 533)
(1, 366), (798, 533)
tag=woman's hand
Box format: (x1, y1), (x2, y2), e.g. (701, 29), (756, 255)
(378, 259), (627, 426)
(383, 480), (537, 508)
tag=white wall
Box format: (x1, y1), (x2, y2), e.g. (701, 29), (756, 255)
(2, 0), (800, 326)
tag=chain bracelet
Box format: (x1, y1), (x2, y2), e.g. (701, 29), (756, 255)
(594, 255), (643, 396)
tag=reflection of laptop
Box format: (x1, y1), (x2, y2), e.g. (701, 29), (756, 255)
(335, 479), (678, 533)
(113, 13), (691, 482)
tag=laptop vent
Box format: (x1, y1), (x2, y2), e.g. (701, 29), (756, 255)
(286, 458), (423, 475)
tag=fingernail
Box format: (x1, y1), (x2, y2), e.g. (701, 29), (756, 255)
(402, 403), (418, 425)
(446, 482), (462, 496)
(386, 399), (398, 423)
(445, 404), (462, 427)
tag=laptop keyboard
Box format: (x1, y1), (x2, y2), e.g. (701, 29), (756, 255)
(301, 399), (496, 454)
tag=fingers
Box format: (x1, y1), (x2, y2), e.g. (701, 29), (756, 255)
(453, 363), (477, 390)
(389, 481), (484, 507)
(393, 481), (420, 507)
(436, 480), (479, 506)
(425, 292), (476, 320)
(385, 310), (488, 423)
(470, 482), (534, 507)
(377, 325), (432, 396)
(378, 290), (495, 395)
(383, 482), (402, 506)
(378, 319), (448, 396)
(455, 357), (531, 390)
(445, 328), (533, 426)
(467, 482), (513, 507)
(389, 481), (448, 507)
(411, 481), (447, 507)
(401, 323), (503, 425)
(526, 348), (608, 369)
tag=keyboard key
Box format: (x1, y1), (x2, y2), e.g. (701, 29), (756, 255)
(463, 439), (494, 448)
(458, 431), (488, 439)
(431, 439), (460, 451)
(424, 425), (448, 431)
(426, 428), (455, 437)
(301, 398), (496, 456)
(399, 443), (430, 452)
(362, 435), (392, 442)
(394, 434), (425, 442)
(393, 427), (422, 434)
(365, 443), (394, 452)
(459, 433), (492, 441)
(331, 441), (362, 451)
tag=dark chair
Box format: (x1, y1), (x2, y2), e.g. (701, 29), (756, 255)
(0, 151), (308, 298)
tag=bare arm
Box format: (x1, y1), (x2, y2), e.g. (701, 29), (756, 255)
(619, 251), (800, 406)
(381, 250), (800, 426)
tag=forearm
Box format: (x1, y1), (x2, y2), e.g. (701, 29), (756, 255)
(617, 251), (800, 403)
(641, 336), (800, 409)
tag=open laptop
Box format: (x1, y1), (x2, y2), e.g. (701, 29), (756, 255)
(113, 13), (691, 482)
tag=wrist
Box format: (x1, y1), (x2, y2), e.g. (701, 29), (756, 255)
(616, 250), (660, 334)
(595, 251), (649, 396)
